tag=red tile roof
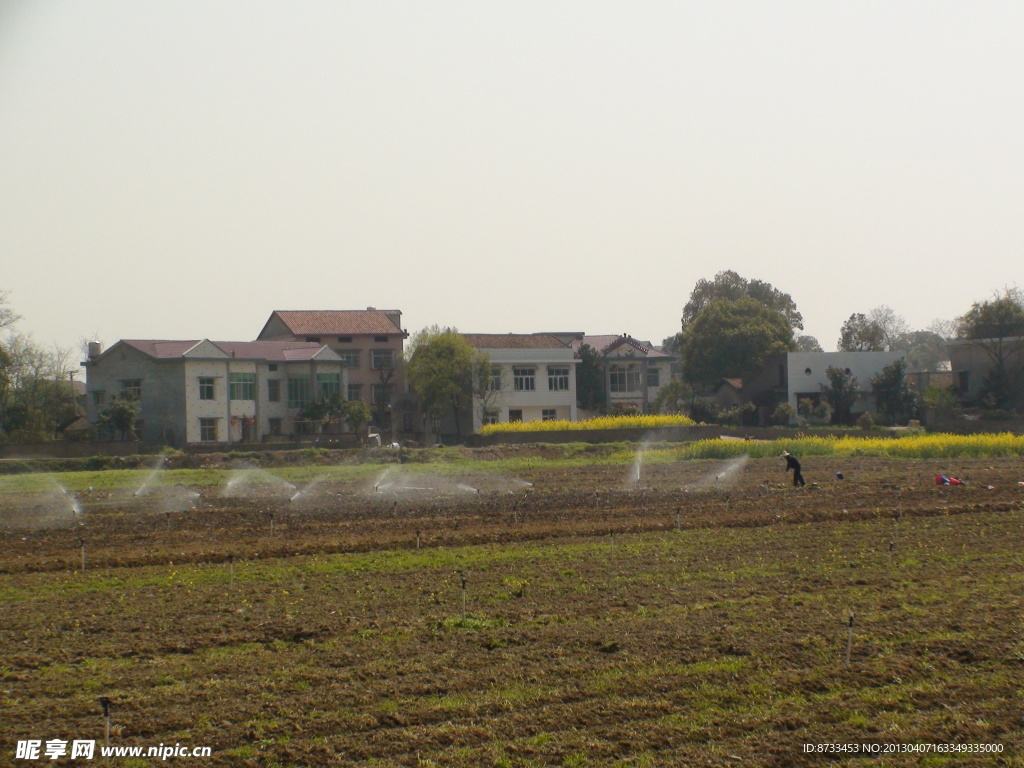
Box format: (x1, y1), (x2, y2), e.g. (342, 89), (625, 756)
(463, 334), (571, 350)
(265, 309), (404, 336)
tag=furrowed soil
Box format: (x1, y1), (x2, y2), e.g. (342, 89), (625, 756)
(2, 455), (1023, 767)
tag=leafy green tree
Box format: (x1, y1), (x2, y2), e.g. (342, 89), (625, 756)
(0, 332), (77, 440)
(651, 378), (693, 415)
(681, 271), (803, 333)
(796, 335), (823, 353)
(820, 366), (859, 425)
(98, 392), (140, 440)
(838, 313), (885, 352)
(871, 359), (919, 425)
(301, 392), (349, 433)
(405, 326), (477, 439)
(680, 298), (795, 387)
(342, 399), (371, 433)
(956, 288), (1024, 409)
(892, 330), (950, 371)
(575, 343), (606, 412)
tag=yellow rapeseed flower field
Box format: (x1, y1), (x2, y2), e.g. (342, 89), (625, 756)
(480, 414), (696, 435)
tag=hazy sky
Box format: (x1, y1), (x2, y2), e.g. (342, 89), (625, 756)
(2, 1), (1022, 365)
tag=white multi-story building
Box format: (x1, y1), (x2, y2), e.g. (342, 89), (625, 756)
(83, 339), (347, 448)
(566, 334), (676, 413)
(463, 334), (579, 432)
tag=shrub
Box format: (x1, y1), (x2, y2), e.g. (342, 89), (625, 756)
(857, 412), (875, 430)
(772, 402), (795, 426)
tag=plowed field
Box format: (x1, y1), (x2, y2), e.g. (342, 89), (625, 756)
(2, 455), (1023, 767)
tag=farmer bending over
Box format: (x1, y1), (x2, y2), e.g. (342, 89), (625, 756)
(782, 451), (806, 487)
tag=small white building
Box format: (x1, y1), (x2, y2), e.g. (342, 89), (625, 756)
(463, 334), (579, 432)
(786, 351), (904, 414)
(83, 339), (347, 448)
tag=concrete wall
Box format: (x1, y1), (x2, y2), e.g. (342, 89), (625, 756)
(787, 351), (904, 414)
(0, 441), (141, 459)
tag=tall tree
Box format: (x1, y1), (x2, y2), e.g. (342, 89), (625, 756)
(404, 326), (477, 439)
(871, 359), (919, 426)
(820, 366), (859, 425)
(795, 335), (823, 353)
(0, 290), (21, 332)
(956, 288), (1024, 409)
(575, 343), (606, 412)
(838, 313), (885, 352)
(682, 271), (803, 333)
(680, 298), (795, 387)
(892, 330), (949, 371)
(867, 305), (911, 350)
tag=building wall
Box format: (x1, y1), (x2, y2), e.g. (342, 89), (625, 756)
(258, 329), (404, 418)
(87, 346), (347, 448)
(84, 345), (188, 449)
(786, 351), (904, 414)
(471, 348), (578, 433)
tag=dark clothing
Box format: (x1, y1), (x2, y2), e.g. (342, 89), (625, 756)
(785, 455), (806, 487)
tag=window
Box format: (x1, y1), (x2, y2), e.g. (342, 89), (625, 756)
(287, 376), (311, 408)
(371, 349), (394, 370)
(542, 409), (557, 421)
(229, 373), (255, 401)
(305, 336), (321, 343)
(647, 367), (660, 388)
(337, 336), (352, 343)
(199, 418), (218, 442)
(199, 378), (215, 401)
(91, 391), (105, 407)
(483, 409), (499, 425)
(371, 383), (394, 406)
(513, 367), (535, 391)
(317, 372), (340, 397)
(374, 336), (388, 343)
(547, 366), (569, 391)
(267, 379), (281, 402)
(609, 364), (642, 393)
(268, 364), (278, 372)
(120, 379), (141, 400)
(509, 409), (523, 422)
(268, 418), (282, 436)
(489, 366), (502, 391)
(347, 384), (362, 401)
(339, 351), (360, 368)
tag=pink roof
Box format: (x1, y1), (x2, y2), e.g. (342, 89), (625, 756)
(265, 309), (404, 336)
(119, 339), (330, 362)
(569, 335), (672, 358)
(463, 333), (570, 350)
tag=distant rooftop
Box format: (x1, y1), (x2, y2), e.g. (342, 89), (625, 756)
(263, 309), (404, 336)
(118, 339), (332, 362)
(463, 333), (570, 350)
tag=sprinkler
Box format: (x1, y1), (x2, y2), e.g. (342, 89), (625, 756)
(97, 697), (112, 747)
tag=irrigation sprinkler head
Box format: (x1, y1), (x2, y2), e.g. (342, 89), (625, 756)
(97, 697), (112, 717)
